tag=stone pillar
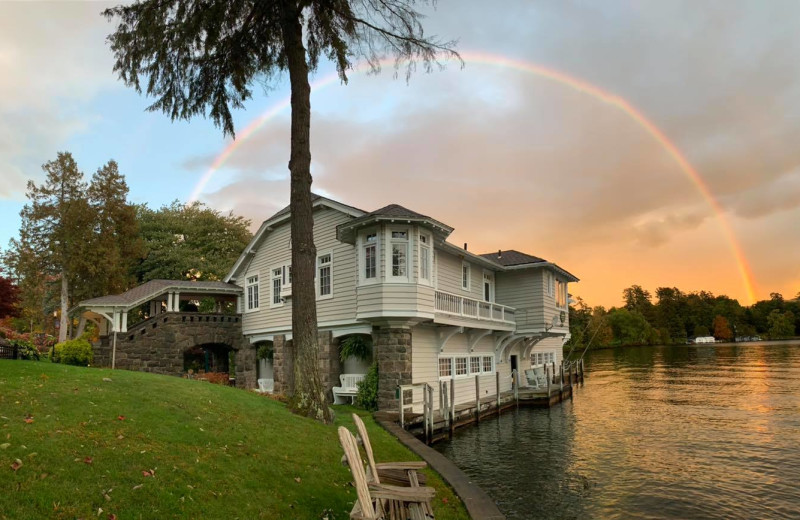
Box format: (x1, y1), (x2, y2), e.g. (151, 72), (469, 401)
(235, 344), (257, 389)
(272, 335), (294, 395)
(317, 331), (342, 402)
(375, 327), (413, 411)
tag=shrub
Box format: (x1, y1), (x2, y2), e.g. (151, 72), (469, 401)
(9, 339), (39, 361)
(355, 363), (378, 411)
(53, 338), (94, 366)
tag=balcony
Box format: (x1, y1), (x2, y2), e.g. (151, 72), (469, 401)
(434, 290), (516, 329)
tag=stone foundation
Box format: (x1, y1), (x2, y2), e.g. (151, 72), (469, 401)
(375, 327), (413, 411)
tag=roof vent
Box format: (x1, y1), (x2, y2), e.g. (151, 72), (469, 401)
(498, 249), (502, 259)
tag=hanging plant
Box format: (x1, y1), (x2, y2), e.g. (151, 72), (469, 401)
(257, 342), (274, 362)
(339, 335), (372, 363)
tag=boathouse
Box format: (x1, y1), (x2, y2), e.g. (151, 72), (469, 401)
(75, 194), (579, 423)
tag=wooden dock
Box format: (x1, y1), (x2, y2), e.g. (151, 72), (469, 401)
(394, 360), (585, 444)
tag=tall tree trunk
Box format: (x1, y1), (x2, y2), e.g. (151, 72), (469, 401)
(281, 1), (332, 423)
(59, 271), (68, 343)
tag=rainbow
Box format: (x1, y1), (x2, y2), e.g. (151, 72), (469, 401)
(188, 51), (758, 304)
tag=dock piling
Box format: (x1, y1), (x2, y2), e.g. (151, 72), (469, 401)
(475, 375), (480, 422)
(449, 377), (456, 436)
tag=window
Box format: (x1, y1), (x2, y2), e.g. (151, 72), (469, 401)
(245, 274), (259, 311)
(556, 280), (567, 308)
(317, 253), (332, 298)
(533, 352), (555, 365)
(439, 354), (495, 379)
(470, 356), (481, 374)
(462, 262), (471, 291)
(454, 356), (468, 377)
(271, 268), (283, 306)
(390, 228), (409, 279)
(362, 231), (378, 282)
(546, 271), (554, 297)
(483, 271), (494, 302)
(438, 357), (452, 379)
(419, 233), (431, 283)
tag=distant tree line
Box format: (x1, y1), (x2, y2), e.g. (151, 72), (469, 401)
(568, 285), (799, 351)
(0, 151), (252, 339)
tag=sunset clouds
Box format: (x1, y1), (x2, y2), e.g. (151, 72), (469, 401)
(1, 1), (798, 306)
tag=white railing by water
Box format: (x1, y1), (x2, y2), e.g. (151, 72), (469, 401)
(434, 290), (516, 323)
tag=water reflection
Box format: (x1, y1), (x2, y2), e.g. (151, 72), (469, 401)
(435, 342), (800, 519)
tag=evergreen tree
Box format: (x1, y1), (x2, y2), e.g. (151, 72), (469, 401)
(86, 160), (143, 297)
(8, 152), (94, 342)
(104, 0), (459, 422)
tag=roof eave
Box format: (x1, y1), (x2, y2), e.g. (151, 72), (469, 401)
(505, 262), (580, 282)
(337, 215), (454, 244)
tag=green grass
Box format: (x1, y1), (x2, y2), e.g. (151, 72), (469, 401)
(0, 360), (468, 520)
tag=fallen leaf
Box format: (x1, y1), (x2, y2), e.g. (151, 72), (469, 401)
(108, 515), (117, 520)
(294, 477), (301, 483)
(98, 507), (103, 516)
(104, 493), (111, 502)
(132, 484), (143, 490)
(117, 415), (125, 421)
(142, 470), (151, 477)
(442, 497), (449, 504)
(11, 459), (22, 471)
(102, 378), (113, 383)
(24, 418), (33, 424)
(84, 456), (93, 465)
(117, 435), (124, 440)
(0, 443), (9, 450)
(40, 473), (48, 480)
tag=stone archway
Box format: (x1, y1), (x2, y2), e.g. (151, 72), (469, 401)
(184, 343), (232, 374)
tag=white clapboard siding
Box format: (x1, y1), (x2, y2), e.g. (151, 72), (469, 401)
(241, 207), (358, 334)
(435, 250), (486, 301)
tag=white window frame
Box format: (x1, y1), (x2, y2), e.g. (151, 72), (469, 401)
(418, 231), (432, 285)
(461, 262), (471, 291)
(387, 226), (411, 282)
(482, 270), (495, 303)
(532, 351), (555, 366)
(438, 354), (495, 380)
(270, 266), (285, 308)
(316, 251), (333, 300)
(556, 279), (567, 308)
(546, 271), (554, 297)
(245, 273), (260, 312)
(359, 228), (380, 285)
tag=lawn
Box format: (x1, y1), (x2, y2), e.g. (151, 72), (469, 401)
(0, 360), (468, 519)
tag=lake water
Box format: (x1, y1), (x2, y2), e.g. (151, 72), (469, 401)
(434, 342), (800, 519)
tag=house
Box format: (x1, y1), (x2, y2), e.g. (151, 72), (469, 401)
(224, 194), (578, 411)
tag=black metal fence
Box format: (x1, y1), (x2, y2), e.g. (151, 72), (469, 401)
(0, 344), (19, 360)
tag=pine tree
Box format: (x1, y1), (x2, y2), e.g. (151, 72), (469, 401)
(86, 160), (143, 297)
(104, 0), (459, 422)
(10, 152), (94, 342)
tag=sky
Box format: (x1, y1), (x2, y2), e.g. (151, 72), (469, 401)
(1, 0), (799, 308)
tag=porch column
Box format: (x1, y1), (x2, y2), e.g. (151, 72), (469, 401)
(149, 301), (156, 317)
(121, 311), (128, 333)
(112, 310), (120, 332)
(173, 292), (181, 312)
(166, 293), (173, 313)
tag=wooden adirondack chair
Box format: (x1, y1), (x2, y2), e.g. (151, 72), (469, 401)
(351, 414), (432, 517)
(351, 414), (428, 486)
(338, 426), (435, 520)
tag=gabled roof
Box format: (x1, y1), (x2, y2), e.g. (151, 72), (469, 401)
(78, 279), (241, 309)
(479, 249), (546, 267)
(337, 203), (453, 244)
(225, 194), (366, 282)
(478, 249), (579, 282)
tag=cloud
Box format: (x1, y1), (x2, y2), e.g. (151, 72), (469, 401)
(0, 2), (116, 198)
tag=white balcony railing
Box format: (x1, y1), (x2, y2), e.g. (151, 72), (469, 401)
(434, 290), (515, 324)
